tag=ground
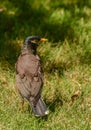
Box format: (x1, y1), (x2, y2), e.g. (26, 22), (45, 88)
(0, 0), (91, 130)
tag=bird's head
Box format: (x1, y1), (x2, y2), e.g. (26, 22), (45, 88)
(24, 36), (48, 45)
(24, 36), (48, 54)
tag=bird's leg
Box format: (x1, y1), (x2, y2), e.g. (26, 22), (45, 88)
(19, 95), (24, 112)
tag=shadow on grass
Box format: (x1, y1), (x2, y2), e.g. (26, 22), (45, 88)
(46, 97), (63, 113)
(44, 88), (63, 113)
(0, 0), (91, 69)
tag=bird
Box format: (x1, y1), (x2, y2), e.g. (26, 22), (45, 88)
(15, 36), (49, 117)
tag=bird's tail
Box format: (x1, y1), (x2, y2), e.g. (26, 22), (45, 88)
(30, 98), (49, 117)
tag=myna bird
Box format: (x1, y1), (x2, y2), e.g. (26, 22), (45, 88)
(15, 36), (49, 116)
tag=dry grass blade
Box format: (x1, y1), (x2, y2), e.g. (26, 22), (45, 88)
(71, 89), (82, 103)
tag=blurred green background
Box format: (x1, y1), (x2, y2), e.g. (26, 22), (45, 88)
(0, 0), (91, 129)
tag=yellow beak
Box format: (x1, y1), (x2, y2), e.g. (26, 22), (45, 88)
(40, 38), (48, 42)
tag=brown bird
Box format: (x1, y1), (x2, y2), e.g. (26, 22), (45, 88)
(15, 36), (49, 116)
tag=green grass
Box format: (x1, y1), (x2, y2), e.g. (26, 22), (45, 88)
(0, 0), (91, 129)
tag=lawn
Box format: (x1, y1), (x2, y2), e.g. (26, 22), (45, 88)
(0, 0), (91, 129)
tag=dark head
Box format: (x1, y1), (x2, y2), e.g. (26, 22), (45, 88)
(24, 36), (48, 54)
(24, 36), (48, 45)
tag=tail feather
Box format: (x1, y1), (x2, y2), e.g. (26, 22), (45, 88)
(30, 98), (49, 116)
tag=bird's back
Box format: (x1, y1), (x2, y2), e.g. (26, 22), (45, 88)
(15, 48), (43, 100)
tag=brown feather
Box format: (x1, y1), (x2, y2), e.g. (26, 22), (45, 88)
(15, 46), (43, 104)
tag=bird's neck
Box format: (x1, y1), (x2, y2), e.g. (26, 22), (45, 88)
(22, 45), (37, 55)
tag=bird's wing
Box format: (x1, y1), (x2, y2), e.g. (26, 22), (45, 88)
(15, 54), (43, 99)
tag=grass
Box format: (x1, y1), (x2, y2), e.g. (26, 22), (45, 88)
(0, 0), (91, 129)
